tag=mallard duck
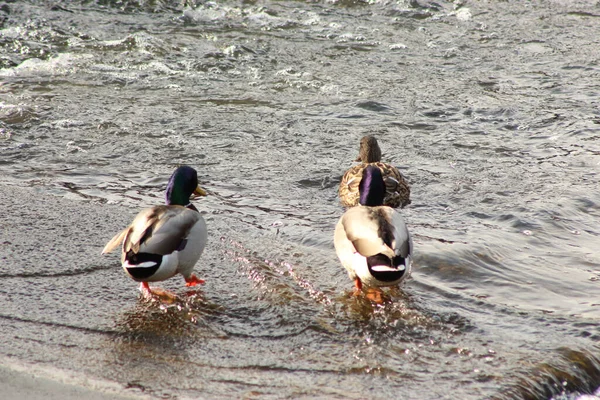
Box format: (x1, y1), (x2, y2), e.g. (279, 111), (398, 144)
(334, 165), (413, 293)
(102, 166), (208, 297)
(339, 135), (410, 208)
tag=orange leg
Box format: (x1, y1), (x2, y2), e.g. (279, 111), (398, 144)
(354, 277), (363, 291)
(139, 282), (152, 299)
(185, 274), (205, 287)
(352, 277), (363, 296)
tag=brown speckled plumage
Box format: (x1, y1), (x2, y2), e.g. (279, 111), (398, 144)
(339, 136), (411, 208)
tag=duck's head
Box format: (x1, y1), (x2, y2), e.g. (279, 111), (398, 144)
(355, 135), (382, 163)
(359, 165), (385, 206)
(165, 166), (207, 207)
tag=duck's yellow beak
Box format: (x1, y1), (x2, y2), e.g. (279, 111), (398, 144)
(191, 185), (208, 199)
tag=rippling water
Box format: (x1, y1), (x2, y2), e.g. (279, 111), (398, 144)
(1, 1), (600, 399)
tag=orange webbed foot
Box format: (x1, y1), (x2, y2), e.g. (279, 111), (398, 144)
(364, 287), (385, 304)
(138, 282), (178, 303)
(352, 279), (386, 304)
(184, 274), (205, 287)
(151, 288), (178, 304)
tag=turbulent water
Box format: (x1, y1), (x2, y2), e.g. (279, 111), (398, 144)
(1, 0), (600, 399)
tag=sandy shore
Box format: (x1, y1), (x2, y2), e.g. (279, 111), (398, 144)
(0, 357), (149, 400)
(0, 185), (149, 400)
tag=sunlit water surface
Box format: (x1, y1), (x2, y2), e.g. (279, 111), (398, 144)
(1, 1), (600, 399)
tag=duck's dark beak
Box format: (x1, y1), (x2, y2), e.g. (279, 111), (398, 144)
(191, 185), (208, 199)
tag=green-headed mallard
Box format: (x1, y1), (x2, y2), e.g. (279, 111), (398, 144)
(339, 135), (410, 208)
(102, 166), (208, 296)
(334, 165), (413, 293)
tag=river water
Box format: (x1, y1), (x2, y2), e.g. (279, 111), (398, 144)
(1, 0), (600, 399)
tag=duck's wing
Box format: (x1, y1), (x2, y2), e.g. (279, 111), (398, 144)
(338, 164), (365, 207)
(101, 207), (160, 255)
(338, 206), (395, 259)
(102, 206), (201, 258)
(388, 209), (412, 258)
(130, 206), (201, 256)
(374, 162), (411, 208)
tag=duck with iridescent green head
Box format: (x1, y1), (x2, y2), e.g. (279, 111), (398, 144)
(102, 166), (208, 297)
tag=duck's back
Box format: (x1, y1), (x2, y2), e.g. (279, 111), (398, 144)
(339, 162), (410, 208)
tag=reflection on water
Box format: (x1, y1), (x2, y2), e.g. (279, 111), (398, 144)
(114, 294), (226, 342)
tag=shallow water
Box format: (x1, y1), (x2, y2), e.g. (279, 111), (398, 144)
(1, 0), (600, 399)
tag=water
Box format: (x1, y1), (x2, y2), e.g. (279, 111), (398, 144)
(1, 0), (600, 399)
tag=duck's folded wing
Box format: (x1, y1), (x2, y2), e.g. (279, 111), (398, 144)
(133, 207), (201, 255)
(101, 207), (160, 255)
(340, 207), (394, 258)
(339, 164), (364, 206)
(390, 210), (412, 257)
(376, 162), (403, 183)
(377, 162), (410, 205)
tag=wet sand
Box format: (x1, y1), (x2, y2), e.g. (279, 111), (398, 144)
(0, 359), (146, 400)
(0, 185), (141, 399)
